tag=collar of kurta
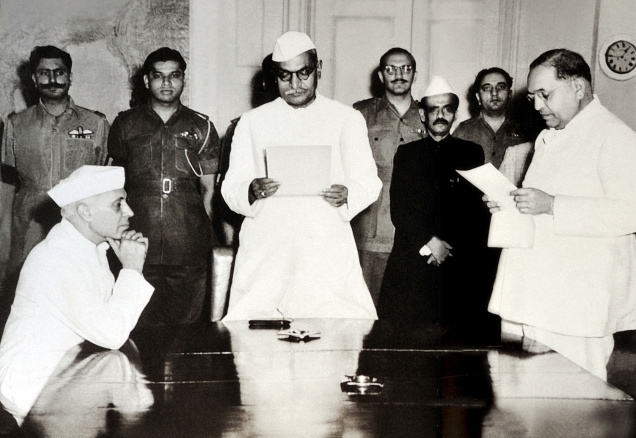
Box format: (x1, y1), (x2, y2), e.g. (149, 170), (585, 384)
(59, 219), (110, 253)
(542, 95), (600, 143)
(276, 92), (323, 112)
(36, 96), (78, 119)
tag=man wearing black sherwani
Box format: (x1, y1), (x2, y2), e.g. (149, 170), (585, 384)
(378, 76), (496, 343)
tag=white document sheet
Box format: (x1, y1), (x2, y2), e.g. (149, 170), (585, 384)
(457, 163), (535, 248)
(265, 145), (332, 196)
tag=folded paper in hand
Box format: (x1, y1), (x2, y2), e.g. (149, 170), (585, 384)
(456, 163), (535, 248)
(265, 145), (331, 196)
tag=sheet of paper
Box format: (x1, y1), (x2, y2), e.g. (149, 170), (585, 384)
(457, 163), (535, 248)
(265, 145), (331, 196)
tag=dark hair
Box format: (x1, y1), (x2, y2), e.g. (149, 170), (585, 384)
(472, 67), (513, 90)
(142, 47), (187, 75)
(380, 47), (416, 71)
(529, 48), (592, 83)
(29, 46), (72, 73)
(420, 93), (460, 112)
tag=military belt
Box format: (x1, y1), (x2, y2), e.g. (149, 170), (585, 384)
(130, 178), (196, 194)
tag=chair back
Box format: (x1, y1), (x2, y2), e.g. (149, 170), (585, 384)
(210, 246), (236, 321)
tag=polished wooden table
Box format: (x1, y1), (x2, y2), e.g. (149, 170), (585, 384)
(18, 319), (636, 437)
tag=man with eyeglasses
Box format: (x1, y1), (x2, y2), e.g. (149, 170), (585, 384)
(379, 77), (490, 343)
(485, 49), (636, 381)
(454, 67), (528, 171)
(221, 31), (381, 320)
(351, 48), (425, 305)
(1, 45), (109, 293)
(107, 47), (220, 326)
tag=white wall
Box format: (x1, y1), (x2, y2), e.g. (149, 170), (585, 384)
(594, 0), (636, 129)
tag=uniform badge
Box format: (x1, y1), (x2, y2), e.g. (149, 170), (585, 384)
(178, 131), (199, 140)
(68, 126), (94, 139)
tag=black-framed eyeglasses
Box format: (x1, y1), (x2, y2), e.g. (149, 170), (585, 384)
(383, 65), (413, 75)
(274, 64), (317, 82)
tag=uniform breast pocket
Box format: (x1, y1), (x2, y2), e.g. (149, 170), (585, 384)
(63, 138), (99, 176)
(367, 129), (395, 167)
(128, 134), (153, 171)
(174, 136), (199, 173)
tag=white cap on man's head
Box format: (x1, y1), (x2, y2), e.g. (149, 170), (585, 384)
(272, 31), (316, 62)
(48, 166), (125, 207)
(423, 75), (456, 98)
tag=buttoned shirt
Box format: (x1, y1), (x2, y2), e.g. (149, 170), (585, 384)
(453, 113), (525, 168)
(352, 95), (426, 253)
(108, 104), (220, 265)
(1, 98), (109, 265)
(2, 98), (109, 192)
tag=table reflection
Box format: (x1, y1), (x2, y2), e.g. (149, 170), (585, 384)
(483, 349), (636, 437)
(22, 341), (153, 437)
(5, 320), (633, 437)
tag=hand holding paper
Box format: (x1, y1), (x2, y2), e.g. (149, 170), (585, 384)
(456, 163), (535, 248)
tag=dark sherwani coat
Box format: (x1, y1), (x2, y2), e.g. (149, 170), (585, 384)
(378, 135), (496, 331)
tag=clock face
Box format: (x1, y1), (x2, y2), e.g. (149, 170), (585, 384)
(605, 40), (636, 75)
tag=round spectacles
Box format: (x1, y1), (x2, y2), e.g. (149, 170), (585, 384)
(526, 79), (573, 103)
(275, 64), (316, 82)
(383, 65), (413, 75)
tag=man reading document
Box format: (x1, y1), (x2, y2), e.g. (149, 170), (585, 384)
(221, 31), (381, 320)
(485, 49), (636, 381)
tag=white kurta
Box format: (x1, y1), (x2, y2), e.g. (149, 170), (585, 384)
(221, 95), (381, 320)
(489, 98), (636, 337)
(0, 219), (154, 421)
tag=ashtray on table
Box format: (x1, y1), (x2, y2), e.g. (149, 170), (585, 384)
(341, 375), (384, 395)
(277, 329), (322, 342)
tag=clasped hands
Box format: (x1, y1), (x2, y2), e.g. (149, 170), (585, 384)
(249, 178), (348, 207)
(426, 236), (452, 266)
(107, 230), (148, 274)
(483, 187), (554, 215)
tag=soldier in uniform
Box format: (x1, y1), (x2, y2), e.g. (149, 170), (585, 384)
(1, 45), (109, 289)
(107, 47), (220, 326)
(351, 48), (425, 304)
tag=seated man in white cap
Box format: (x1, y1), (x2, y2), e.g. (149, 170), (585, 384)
(221, 31), (381, 320)
(0, 165), (154, 424)
(379, 77), (496, 343)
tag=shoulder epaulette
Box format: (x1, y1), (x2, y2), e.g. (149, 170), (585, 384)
(93, 110), (106, 118)
(7, 111), (16, 119)
(192, 109), (209, 121)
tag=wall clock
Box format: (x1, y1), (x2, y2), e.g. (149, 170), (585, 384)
(599, 35), (636, 80)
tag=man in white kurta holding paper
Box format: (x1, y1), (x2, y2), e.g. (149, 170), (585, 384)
(486, 49), (636, 381)
(0, 166), (154, 423)
(221, 31), (381, 320)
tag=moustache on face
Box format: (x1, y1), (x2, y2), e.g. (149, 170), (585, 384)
(433, 118), (449, 126)
(391, 79), (407, 84)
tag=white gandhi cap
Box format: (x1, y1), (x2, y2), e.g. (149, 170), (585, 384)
(48, 166), (125, 207)
(272, 31), (316, 62)
(423, 75), (457, 98)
